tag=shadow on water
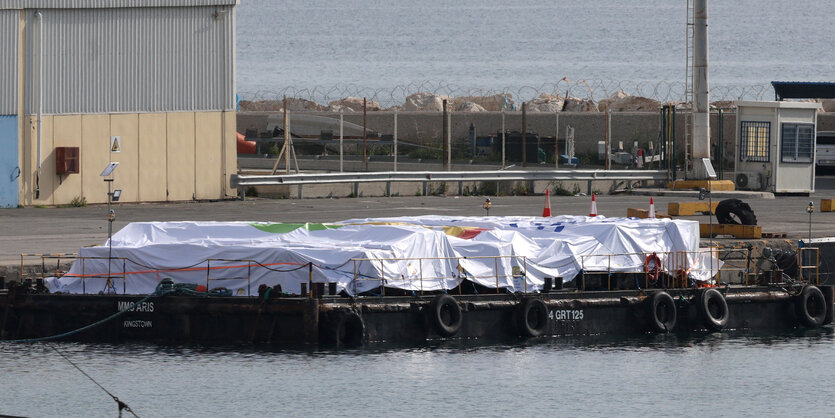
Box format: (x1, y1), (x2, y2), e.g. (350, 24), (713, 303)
(43, 328), (835, 356)
(3, 327), (832, 359)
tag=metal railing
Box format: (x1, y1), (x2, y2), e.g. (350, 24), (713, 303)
(350, 255), (528, 296)
(206, 258), (254, 297)
(798, 247), (820, 285)
(232, 169), (666, 198)
(579, 250), (724, 290)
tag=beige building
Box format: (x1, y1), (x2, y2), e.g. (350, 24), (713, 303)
(1, 1), (238, 207)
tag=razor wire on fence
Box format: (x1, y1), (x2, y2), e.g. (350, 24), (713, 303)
(238, 79), (773, 110)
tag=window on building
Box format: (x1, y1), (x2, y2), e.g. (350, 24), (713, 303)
(740, 121), (770, 162)
(781, 123), (814, 163)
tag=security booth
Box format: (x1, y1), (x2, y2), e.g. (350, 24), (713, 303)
(734, 101), (821, 194)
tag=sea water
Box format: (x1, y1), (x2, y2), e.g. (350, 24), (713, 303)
(2, 330), (835, 417)
(237, 0), (834, 103)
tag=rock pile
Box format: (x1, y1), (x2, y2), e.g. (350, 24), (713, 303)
(238, 91), (835, 113)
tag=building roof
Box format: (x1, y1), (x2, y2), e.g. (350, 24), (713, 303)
(771, 81), (835, 101)
(736, 100), (822, 110)
(1, 0), (237, 9)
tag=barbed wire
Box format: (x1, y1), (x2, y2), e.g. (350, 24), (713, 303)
(238, 79), (773, 110)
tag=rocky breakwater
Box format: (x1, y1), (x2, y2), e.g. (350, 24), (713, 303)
(240, 90), (835, 114)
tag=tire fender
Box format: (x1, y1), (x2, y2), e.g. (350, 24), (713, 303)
(648, 291), (677, 333)
(335, 311), (365, 348)
(697, 288), (729, 331)
(518, 298), (549, 337)
(430, 294), (462, 337)
(795, 285), (827, 328)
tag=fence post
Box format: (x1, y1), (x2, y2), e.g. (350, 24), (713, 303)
(393, 109), (398, 172)
(555, 112), (560, 169)
(522, 102), (527, 167)
(339, 108), (344, 172)
(363, 97), (368, 171)
(442, 99), (449, 171)
(447, 104), (452, 171)
(605, 110), (611, 170)
(501, 110), (506, 168)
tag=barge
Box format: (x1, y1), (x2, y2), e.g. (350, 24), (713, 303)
(1, 216), (831, 346)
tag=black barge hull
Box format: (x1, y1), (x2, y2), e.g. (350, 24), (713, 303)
(2, 286), (833, 346)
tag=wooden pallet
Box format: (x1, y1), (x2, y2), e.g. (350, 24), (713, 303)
(762, 232), (787, 238)
(700, 224), (762, 239)
(821, 199), (835, 212)
(668, 201), (718, 216)
(626, 208), (671, 219)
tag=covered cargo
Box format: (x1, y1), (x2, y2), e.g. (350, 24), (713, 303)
(45, 215), (720, 296)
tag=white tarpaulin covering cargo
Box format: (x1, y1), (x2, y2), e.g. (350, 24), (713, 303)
(45, 215), (721, 296)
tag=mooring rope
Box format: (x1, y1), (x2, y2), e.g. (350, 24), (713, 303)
(48, 343), (140, 417)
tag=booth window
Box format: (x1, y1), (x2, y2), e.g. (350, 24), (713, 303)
(740, 121), (770, 162)
(781, 123), (814, 163)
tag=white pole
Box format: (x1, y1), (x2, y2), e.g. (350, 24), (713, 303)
(501, 110), (506, 168)
(36, 11), (44, 198)
(393, 109), (398, 172)
(339, 109), (344, 172)
(555, 112), (560, 169)
(692, 0), (711, 178)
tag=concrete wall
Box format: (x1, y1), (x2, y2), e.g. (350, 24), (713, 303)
(21, 111), (237, 206)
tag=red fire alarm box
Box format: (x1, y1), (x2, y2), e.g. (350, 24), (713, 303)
(56, 147), (80, 174)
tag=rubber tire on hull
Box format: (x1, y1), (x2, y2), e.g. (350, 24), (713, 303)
(335, 311), (365, 348)
(697, 288), (729, 331)
(715, 199), (757, 225)
(648, 291), (677, 333)
(519, 298), (549, 337)
(795, 285), (827, 328)
(430, 294), (463, 337)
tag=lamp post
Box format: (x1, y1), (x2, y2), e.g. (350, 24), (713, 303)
(807, 201), (814, 244)
(100, 162), (121, 294)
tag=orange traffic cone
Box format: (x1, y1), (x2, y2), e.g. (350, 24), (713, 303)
(589, 193), (598, 217)
(649, 197), (656, 218)
(542, 189), (552, 217)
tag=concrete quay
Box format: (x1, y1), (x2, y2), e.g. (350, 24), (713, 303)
(4, 185), (835, 270)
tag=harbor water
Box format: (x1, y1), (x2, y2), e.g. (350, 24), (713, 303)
(3, 329), (835, 417)
(237, 0), (834, 98)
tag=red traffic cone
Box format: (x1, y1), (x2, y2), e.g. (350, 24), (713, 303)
(542, 189), (552, 217)
(649, 197), (656, 218)
(589, 193), (598, 217)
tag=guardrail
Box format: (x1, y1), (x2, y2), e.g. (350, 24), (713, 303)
(231, 169), (668, 199)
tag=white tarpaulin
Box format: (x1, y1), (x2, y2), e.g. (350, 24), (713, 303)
(45, 215), (721, 296)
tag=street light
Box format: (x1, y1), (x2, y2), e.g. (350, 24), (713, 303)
(100, 162), (120, 294)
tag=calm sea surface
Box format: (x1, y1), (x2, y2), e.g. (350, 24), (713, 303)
(3, 329), (835, 417)
(236, 0), (834, 101)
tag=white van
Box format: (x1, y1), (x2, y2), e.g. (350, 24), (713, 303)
(817, 131), (835, 169)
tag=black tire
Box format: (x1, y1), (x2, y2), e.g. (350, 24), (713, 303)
(697, 288), (729, 331)
(715, 199), (757, 225)
(519, 298), (549, 337)
(335, 311), (365, 348)
(795, 285), (827, 328)
(430, 294), (462, 337)
(648, 291), (677, 333)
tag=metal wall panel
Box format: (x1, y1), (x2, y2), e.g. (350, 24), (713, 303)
(2, 0), (237, 10)
(24, 6), (234, 114)
(0, 116), (19, 207)
(0, 10), (19, 115)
